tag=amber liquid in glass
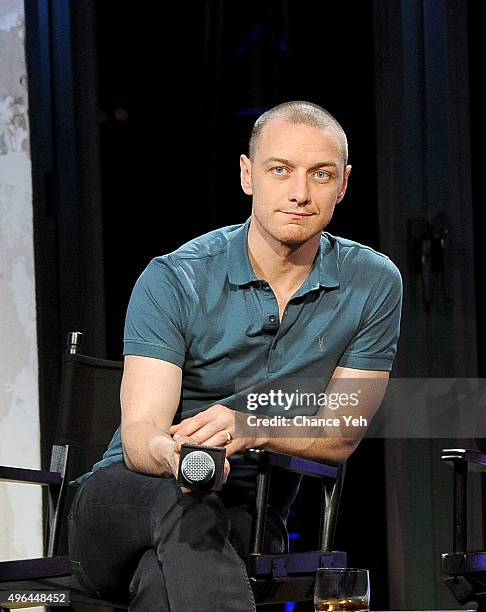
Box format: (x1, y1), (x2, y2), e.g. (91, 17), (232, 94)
(314, 597), (369, 611)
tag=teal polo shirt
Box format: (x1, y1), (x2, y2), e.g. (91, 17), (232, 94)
(76, 216), (402, 486)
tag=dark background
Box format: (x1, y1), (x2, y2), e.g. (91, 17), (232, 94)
(24, 0), (484, 609)
(102, 0), (380, 361)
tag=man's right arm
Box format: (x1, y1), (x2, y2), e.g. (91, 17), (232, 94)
(120, 354), (184, 478)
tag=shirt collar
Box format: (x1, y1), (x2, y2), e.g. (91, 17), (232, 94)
(227, 217), (258, 285)
(227, 216), (340, 291)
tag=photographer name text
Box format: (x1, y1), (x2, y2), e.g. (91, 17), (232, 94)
(246, 415), (367, 427)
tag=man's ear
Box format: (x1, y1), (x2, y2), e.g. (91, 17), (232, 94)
(240, 155), (253, 195)
(336, 164), (352, 203)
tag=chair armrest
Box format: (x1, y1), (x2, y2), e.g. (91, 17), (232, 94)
(0, 465), (62, 487)
(442, 551), (486, 574)
(441, 448), (486, 468)
(244, 449), (345, 555)
(0, 557), (71, 581)
(244, 448), (339, 479)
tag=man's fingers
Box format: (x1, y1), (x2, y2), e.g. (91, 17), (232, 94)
(170, 404), (233, 439)
(223, 440), (241, 457)
(171, 417), (209, 440)
(196, 430), (231, 447)
(223, 460), (230, 483)
(179, 422), (224, 445)
(173, 435), (198, 452)
(169, 420), (190, 434)
(172, 419), (230, 442)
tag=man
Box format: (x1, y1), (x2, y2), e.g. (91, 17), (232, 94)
(69, 101), (402, 611)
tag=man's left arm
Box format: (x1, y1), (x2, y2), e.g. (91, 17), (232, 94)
(170, 367), (388, 464)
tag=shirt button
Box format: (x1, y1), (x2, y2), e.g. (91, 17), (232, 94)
(268, 314), (277, 323)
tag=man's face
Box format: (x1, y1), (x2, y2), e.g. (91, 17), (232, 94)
(240, 118), (351, 247)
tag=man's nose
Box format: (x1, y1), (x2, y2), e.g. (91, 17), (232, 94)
(288, 172), (310, 204)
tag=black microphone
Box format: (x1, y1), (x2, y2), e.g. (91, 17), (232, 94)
(177, 443), (226, 492)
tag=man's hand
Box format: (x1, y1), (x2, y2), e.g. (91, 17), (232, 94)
(120, 357), (233, 487)
(169, 404), (260, 457)
(167, 434), (197, 478)
(173, 434), (231, 486)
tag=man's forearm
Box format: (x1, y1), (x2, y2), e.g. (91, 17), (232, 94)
(249, 368), (388, 464)
(122, 421), (176, 476)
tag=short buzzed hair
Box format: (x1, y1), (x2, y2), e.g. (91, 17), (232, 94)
(249, 100), (348, 164)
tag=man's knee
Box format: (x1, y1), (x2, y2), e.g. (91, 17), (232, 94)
(152, 490), (231, 552)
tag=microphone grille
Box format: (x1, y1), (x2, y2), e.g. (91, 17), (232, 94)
(181, 450), (216, 483)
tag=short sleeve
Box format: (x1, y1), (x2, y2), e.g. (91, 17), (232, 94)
(123, 258), (187, 368)
(338, 257), (402, 371)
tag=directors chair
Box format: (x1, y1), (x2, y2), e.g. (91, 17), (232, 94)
(441, 448), (486, 611)
(0, 331), (347, 609)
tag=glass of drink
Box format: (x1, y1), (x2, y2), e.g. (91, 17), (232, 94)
(314, 568), (370, 611)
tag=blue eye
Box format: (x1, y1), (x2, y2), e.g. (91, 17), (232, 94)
(314, 170), (330, 181)
(272, 166), (288, 176)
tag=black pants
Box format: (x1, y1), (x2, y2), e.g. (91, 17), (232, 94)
(68, 463), (286, 612)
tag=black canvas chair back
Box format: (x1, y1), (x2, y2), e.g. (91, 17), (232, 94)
(54, 350), (123, 555)
(0, 333), (128, 610)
